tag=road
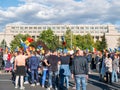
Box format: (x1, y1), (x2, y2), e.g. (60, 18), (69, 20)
(0, 72), (120, 90)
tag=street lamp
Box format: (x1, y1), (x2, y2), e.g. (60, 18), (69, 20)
(71, 30), (72, 49)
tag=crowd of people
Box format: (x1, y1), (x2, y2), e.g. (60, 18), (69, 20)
(0, 48), (120, 90)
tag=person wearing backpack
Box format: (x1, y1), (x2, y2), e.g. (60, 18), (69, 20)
(28, 51), (40, 87)
(86, 52), (92, 74)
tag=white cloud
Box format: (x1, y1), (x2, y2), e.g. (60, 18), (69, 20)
(0, 0), (120, 31)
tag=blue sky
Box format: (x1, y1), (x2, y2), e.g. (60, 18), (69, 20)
(0, 0), (24, 8)
(0, 0), (120, 31)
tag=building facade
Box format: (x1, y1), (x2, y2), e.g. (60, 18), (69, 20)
(0, 24), (120, 49)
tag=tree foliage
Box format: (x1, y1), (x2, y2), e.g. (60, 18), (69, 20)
(0, 39), (7, 48)
(38, 28), (59, 50)
(10, 34), (31, 51)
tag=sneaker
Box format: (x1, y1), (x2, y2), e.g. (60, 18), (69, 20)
(46, 87), (50, 90)
(31, 84), (35, 87)
(36, 83), (40, 86)
(15, 86), (18, 89)
(24, 81), (29, 84)
(55, 88), (58, 90)
(42, 85), (44, 88)
(20, 86), (25, 89)
(72, 86), (76, 89)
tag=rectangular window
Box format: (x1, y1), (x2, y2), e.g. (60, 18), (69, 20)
(80, 27), (84, 29)
(43, 27), (46, 29)
(25, 27), (28, 29)
(12, 27), (15, 29)
(34, 27), (37, 29)
(33, 31), (36, 33)
(20, 27), (23, 29)
(38, 27), (41, 29)
(24, 31), (27, 33)
(29, 31), (32, 33)
(29, 27), (32, 29)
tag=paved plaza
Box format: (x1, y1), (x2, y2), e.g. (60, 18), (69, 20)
(0, 71), (120, 90)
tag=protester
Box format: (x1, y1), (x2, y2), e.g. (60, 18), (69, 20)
(45, 51), (60, 90)
(41, 51), (51, 88)
(59, 52), (71, 90)
(112, 54), (119, 83)
(105, 53), (112, 83)
(14, 49), (30, 89)
(71, 50), (88, 90)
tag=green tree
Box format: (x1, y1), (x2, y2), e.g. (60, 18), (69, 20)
(38, 28), (59, 50)
(75, 34), (94, 50)
(99, 33), (107, 51)
(0, 39), (7, 48)
(64, 29), (76, 49)
(83, 33), (94, 50)
(10, 34), (31, 51)
(94, 40), (101, 51)
(76, 35), (84, 49)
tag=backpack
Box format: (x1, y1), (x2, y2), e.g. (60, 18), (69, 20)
(87, 54), (92, 62)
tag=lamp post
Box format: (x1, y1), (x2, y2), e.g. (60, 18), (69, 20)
(71, 30), (72, 49)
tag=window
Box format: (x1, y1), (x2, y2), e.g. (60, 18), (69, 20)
(100, 27), (103, 29)
(38, 31), (41, 33)
(95, 27), (98, 29)
(90, 31), (94, 33)
(52, 27), (55, 29)
(20, 27), (23, 29)
(11, 31), (14, 33)
(76, 31), (79, 33)
(25, 27), (28, 29)
(33, 31), (36, 33)
(38, 27), (41, 29)
(62, 27), (65, 29)
(34, 27), (37, 29)
(76, 26), (79, 29)
(20, 31), (23, 33)
(29, 31), (32, 33)
(29, 27), (32, 29)
(24, 31), (27, 33)
(57, 27), (60, 29)
(61, 31), (64, 33)
(16, 27), (19, 29)
(43, 27), (46, 29)
(56, 31), (60, 33)
(80, 27), (84, 29)
(80, 31), (84, 33)
(85, 27), (89, 29)
(104, 27), (108, 29)
(90, 27), (94, 29)
(12, 27), (15, 29)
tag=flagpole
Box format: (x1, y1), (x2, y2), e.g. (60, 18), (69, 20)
(3, 29), (6, 50)
(71, 30), (72, 49)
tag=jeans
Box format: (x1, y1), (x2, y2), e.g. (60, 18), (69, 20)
(48, 71), (58, 88)
(31, 69), (39, 84)
(42, 69), (48, 86)
(106, 71), (112, 83)
(75, 75), (87, 90)
(88, 63), (91, 73)
(112, 70), (118, 82)
(60, 75), (69, 89)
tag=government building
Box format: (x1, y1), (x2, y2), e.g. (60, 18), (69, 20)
(0, 24), (120, 49)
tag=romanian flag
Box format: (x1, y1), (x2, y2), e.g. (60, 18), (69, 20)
(25, 37), (34, 46)
(20, 39), (28, 51)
